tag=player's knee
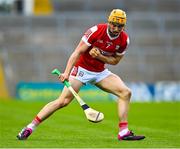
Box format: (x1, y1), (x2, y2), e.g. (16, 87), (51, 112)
(119, 87), (131, 100)
(55, 98), (71, 109)
(61, 100), (70, 107)
(53, 100), (64, 109)
(123, 87), (131, 99)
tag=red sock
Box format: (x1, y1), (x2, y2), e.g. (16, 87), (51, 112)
(118, 122), (129, 137)
(119, 122), (128, 131)
(32, 116), (42, 126)
(27, 116), (42, 131)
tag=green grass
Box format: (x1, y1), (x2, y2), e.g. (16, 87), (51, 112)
(0, 98), (180, 148)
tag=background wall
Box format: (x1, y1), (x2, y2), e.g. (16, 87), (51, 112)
(0, 0), (180, 96)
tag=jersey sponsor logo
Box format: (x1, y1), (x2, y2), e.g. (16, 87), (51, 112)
(99, 49), (114, 56)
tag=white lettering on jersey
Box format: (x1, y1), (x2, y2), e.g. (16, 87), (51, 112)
(82, 26), (98, 46)
(106, 41), (113, 48)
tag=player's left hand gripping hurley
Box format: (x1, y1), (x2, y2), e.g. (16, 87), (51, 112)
(51, 68), (104, 123)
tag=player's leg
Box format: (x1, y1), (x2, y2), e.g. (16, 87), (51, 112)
(96, 73), (130, 122)
(17, 77), (83, 140)
(35, 77), (83, 121)
(95, 73), (145, 140)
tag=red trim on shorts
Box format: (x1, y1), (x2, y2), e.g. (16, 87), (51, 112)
(71, 66), (78, 76)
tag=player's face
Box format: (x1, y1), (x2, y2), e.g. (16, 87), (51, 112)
(108, 22), (124, 37)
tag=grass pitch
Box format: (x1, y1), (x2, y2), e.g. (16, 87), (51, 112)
(0, 98), (180, 148)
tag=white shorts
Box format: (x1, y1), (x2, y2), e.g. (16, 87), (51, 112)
(70, 66), (112, 84)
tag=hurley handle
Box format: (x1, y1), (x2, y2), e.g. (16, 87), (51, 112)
(51, 68), (71, 87)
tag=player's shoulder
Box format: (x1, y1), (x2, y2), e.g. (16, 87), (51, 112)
(96, 23), (108, 30)
(120, 30), (129, 39)
(87, 23), (107, 35)
(119, 31), (130, 46)
(89, 23), (107, 30)
(120, 30), (129, 43)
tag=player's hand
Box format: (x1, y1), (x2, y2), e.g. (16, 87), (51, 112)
(89, 47), (101, 58)
(59, 73), (69, 82)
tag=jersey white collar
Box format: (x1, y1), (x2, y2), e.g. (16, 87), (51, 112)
(106, 26), (120, 40)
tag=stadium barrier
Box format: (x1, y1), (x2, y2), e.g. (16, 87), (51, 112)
(16, 81), (180, 102)
(16, 82), (109, 101)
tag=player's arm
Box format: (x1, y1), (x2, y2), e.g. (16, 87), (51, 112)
(61, 25), (99, 82)
(59, 40), (89, 82)
(89, 47), (124, 65)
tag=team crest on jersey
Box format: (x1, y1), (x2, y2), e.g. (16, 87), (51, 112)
(115, 45), (120, 50)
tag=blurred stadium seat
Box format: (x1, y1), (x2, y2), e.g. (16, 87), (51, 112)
(0, 0), (180, 96)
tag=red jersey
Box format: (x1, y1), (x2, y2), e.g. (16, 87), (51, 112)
(75, 23), (129, 72)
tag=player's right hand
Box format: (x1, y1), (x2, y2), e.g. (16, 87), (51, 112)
(89, 47), (101, 58)
(59, 73), (69, 82)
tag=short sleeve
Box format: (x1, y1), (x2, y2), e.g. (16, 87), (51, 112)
(116, 37), (130, 56)
(82, 25), (98, 46)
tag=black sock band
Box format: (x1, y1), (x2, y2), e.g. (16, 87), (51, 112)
(81, 104), (89, 110)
